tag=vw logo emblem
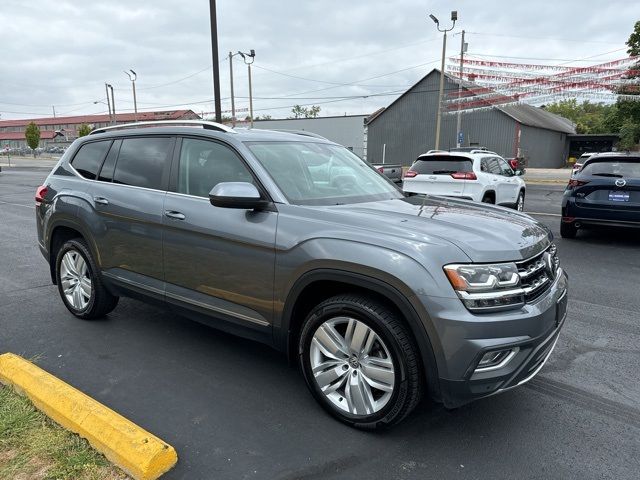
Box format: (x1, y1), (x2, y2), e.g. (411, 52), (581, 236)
(615, 179), (627, 187)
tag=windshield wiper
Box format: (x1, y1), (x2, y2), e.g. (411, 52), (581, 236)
(591, 172), (623, 177)
(431, 170), (457, 174)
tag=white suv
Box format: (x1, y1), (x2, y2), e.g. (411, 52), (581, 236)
(403, 151), (526, 210)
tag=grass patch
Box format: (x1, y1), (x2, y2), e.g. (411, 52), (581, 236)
(0, 385), (128, 480)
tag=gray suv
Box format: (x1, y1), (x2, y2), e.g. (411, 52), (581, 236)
(35, 120), (568, 428)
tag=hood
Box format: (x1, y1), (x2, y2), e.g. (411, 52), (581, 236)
(316, 196), (551, 263)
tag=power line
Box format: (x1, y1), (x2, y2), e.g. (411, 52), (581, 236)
(465, 31), (623, 45)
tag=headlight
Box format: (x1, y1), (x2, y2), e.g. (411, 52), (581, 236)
(444, 263), (525, 312)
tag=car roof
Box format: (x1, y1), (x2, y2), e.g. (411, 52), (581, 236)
(582, 151), (640, 165)
(416, 151), (499, 161)
(85, 122), (336, 145)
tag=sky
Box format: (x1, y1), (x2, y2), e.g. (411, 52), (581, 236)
(1, 0), (639, 121)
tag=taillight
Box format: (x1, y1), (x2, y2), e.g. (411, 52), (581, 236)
(35, 185), (48, 206)
(404, 170), (417, 178)
(567, 179), (589, 188)
(376, 166), (384, 173)
(450, 172), (477, 180)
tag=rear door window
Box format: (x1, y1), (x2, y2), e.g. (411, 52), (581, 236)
(412, 155), (472, 174)
(482, 157), (502, 175)
(71, 140), (111, 180)
(113, 137), (174, 190)
(97, 140), (121, 182)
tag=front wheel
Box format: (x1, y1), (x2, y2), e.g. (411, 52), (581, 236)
(298, 295), (423, 429)
(55, 239), (118, 319)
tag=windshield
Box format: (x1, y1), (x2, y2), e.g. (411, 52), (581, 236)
(246, 141), (403, 205)
(412, 156), (473, 174)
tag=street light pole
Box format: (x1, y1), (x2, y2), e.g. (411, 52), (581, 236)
(104, 83), (113, 124)
(455, 30), (467, 148)
(124, 69), (138, 121)
(239, 49), (255, 128)
(107, 84), (116, 125)
(429, 11), (457, 150)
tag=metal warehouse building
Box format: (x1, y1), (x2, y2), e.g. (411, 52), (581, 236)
(367, 69), (576, 168)
(250, 114), (369, 159)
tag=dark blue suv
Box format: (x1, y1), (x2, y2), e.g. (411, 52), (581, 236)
(561, 152), (640, 238)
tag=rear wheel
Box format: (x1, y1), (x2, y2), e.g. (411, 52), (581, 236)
(56, 239), (118, 319)
(560, 221), (578, 239)
(515, 191), (525, 211)
(299, 294), (422, 429)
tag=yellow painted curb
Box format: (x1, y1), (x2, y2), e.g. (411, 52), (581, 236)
(0, 353), (177, 480)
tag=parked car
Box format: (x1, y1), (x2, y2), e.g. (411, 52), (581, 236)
(403, 151), (526, 211)
(371, 162), (403, 185)
(36, 120), (567, 428)
(561, 152), (640, 238)
(572, 152), (596, 175)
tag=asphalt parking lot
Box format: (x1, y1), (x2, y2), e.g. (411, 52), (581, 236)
(1, 167), (639, 480)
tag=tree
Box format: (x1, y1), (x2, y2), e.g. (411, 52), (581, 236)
(543, 99), (615, 134)
(291, 105), (306, 118)
(618, 118), (640, 150)
(77, 124), (92, 137)
(24, 122), (40, 157)
(290, 105), (321, 118)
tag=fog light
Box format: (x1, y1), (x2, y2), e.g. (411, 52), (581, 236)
(475, 347), (519, 372)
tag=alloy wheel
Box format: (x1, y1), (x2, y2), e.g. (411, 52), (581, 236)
(309, 316), (396, 416)
(59, 250), (92, 311)
(517, 193), (524, 211)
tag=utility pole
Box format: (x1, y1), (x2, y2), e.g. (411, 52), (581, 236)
(124, 69), (138, 121)
(52, 106), (56, 118)
(104, 83), (113, 124)
(107, 84), (116, 125)
(429, 11), (457, 150)
(209, 0), (222, 123)
(455, 30), (467, 148)
(229, 51), (236, 126)
(240, 49), (256, 127)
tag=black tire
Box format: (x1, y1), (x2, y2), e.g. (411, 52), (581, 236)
(514, 190), (525, 211)
(481, 193), (494, 204)
(55, 238), (118, 319)
(298, 294), (423, 429)
(560, 221), (578, 239)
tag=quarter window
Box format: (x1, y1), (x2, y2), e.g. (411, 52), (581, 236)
(177, 138), (254, 198)
(71, 141), (111, 179)
(113, 137), (174, 190)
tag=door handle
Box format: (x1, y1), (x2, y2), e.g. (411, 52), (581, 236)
(94, 196), (109, 205)
(164, 210), (186, 220)
(492, 178), (499, 182)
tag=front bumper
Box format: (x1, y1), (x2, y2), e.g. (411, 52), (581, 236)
(422, 269), (568, 408)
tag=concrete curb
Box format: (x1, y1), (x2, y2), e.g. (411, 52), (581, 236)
(0, 353), (177, 480)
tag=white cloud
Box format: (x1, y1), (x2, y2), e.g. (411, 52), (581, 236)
(0, 0), (638, 120)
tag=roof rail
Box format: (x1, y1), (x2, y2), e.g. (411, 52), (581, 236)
(469, 149), (496, 155)
(89, 120), (235, 135)
(270, 129), (329, 140)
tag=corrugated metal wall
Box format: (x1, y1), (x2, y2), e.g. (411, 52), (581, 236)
(519, 125), (567, 168)
(367, 70), (567, 167)
(252, 115), (368, 158)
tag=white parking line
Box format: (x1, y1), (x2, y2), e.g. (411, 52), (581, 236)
(0, 200), (34, 209)
(525, 212), (561, 217)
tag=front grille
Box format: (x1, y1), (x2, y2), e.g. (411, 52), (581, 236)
(516, 244), (559, 303)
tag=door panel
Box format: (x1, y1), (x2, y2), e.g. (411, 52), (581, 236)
(89, 136), (174, 282)
(163, 137), (277, 328)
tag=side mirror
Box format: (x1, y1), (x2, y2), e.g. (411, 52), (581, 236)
(209, 182), (270, 210)
(515, 169), (525, 176)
